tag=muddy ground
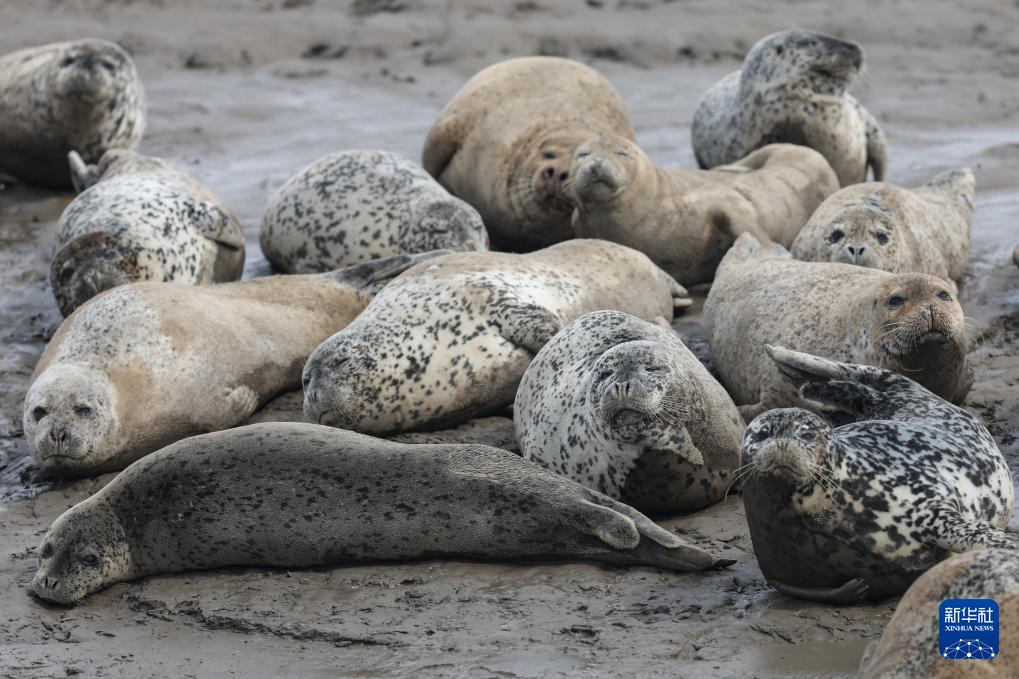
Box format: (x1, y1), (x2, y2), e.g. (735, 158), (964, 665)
(1, 1), (1018, 677)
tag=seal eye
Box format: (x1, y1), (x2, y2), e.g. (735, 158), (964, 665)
(751, 428), (770, 443)
(800, 431), (817, 443)
(829, 229), (845, 244)
(40, 543), (54, 559)
(887, 295), (906, 308)
(80, 554), (101, 568)
(542, 152), (556, 160)
(58, 266), (75, 285)
(937, 290), (952, 302)
(875, 232), (889, 245)
(32, 406), (48, 422)
(575, 152), (590, 159)
(75, 406), (93, 418)
(60, 56), (75, 67)
(615, 151), (629, 157)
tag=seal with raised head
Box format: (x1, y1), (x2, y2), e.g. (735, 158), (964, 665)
(422, 56), (635, 250)
(31, 422), (732, 606)
(569, 137), (839, 285)
(791, 169), (975, 283)
(515, 311), (744, 514)
(302, 239), (691, 435)
(259, 149), (488, 274)
(692, 30), (887, 187)
(52, 149), (245, 316)
(739, 346), (1015, 604)
(860, 548), (1019, 678)
(24, 253), (442, 476)
(703, 233), (971, 418)
(0, 39), (145, 188)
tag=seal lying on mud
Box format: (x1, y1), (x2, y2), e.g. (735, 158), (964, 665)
(704, 234), (971, 417)
(515, 311), (744, 514)
(303, 240), (690, 434)
(791, 169), (975, 283)
(739, 347), (1015, 604)
(422, 56), (635, 250)
(0, 39), (145, 188)
(259, 150), (488, 274)
(569, 138), (838, 285)
(24, 253), (441, 476)
(860, 549), (1019, 678)
(31, 422), (731, 606)
(52, 149), (245, 316)
(692, 30), (886, 186)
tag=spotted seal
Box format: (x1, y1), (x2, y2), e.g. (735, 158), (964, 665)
(31, 422), (731, 606)
(25, 253), (441, 476)
(860, 549), (1019, 678)
(703, 233), (971, 418)
(691, 30), (887, 186)
(422, 56), (635, 250)
(51, 149), (246, 316)
(303, 239), (691, 434)
(791, 169), (975, 284)
(569, 137), (839, 285)
(515, 311), (744, 514)
(0, 39), (145, 188)
(739, 346), (1015, 604)
(259, 150), (488, 274)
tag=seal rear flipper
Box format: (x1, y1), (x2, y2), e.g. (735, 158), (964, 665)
(194, 201), (245, 250)
(324, 250), (452, 292)
(771, 577), (870, 604)
(491, 302), (562, 354)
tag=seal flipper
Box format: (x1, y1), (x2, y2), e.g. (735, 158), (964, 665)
(197, 386), (260, 430)
(324, 250), (452, 292)
(932, 514), (1019, 552)
(644, 424), (705, 466)
(576, 500), (640, 550)
(854, 99), (888, 181)
(422, 115), (461, 181)
(194, 201), (245, 249)
(771, 578), (870, 604)
(491, 302), (562, 354)
(68, 151), (101, 193)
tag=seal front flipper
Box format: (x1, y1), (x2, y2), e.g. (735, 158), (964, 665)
(68, 151), (101, 193)
(422, 115), (461, 181)
(932, 514), (1019, 552)
(196, 386), (260, 430)
(324, 250), (453, 292)
(771, 577), (870, 604)
(193, 201), (245, 249)
(490, 301), (562, 354)
(853, 98), (888, 181)
(644, 424), (705, 466)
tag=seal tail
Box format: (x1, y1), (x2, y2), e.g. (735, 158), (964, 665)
(322, 250), (451, 292)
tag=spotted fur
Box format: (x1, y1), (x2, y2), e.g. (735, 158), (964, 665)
(791, 169), (975, 283)
(26, 253), (440, 476)
(303, 240), (690, 435)
(515, 311), (744, 514)
(259, 150), (488, 274)
(861, 549), (1019, 678)
(31, 422), (727, 606)
(51, 150), (246, 316)
(691, 30), (887, 186)
(739, 347), (1015, 604)
(0, 39), (145, 188)
(704, 233), (972, 417)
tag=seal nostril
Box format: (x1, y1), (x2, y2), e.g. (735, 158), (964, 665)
(544, 167), (555, 179)
(559, 172), (568, 181)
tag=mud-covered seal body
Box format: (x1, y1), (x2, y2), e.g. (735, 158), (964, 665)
(515, 311), (743, 514)
(0, 39), (145, 188)
(303, 239), (691, 434)
(260, 150), (488, 273)
(51, 149), (246, 316)
(423, 56), (635, 250)
(31, 422), (731, 606)
(704, 233), (971, 418)
(791, 169), (975, 283)
(861, 549), (1019, 678)
(740, 347), (1015, 604)
(25, 253), (441, 476)
(692, 30), (886, 186)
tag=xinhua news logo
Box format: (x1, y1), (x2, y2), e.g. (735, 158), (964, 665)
(939, 599), (999, 660)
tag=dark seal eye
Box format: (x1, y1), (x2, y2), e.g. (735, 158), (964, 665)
(801, 431), (816, 443)
(542, 151), (556, 160)
(887, 295), (906, 308)
(40, 543), (54, 559)
(58, 265), (75, 285)
(75, 406), (93, 418)
(751, 427), (770, 443)
(875, 231), (889, 245)
(829, 229), (845, 244)
(60, 56), (75, 67)
(937, 290), (952, 302)
(32, 406), (48, 422)
(80, 554), (101, 568)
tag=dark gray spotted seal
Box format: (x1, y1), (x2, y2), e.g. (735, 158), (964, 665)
(25, 253), (441, 477)
(303, 239), (691, 435)
(861, 549), (1019, 678)
(0, 39), (145, 188)
(31, 422), (731, 606)
(740, 346), (1015, 604)
(691, 30), (887, 186)
(515, 311), (744, 514)
(259, 150), (488, 274)
(52, 149), (245, 316)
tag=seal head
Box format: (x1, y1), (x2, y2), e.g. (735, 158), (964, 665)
(740, 31), (863, 100)
(52, 40), (134, 102)
(740, 408), (832, 487)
